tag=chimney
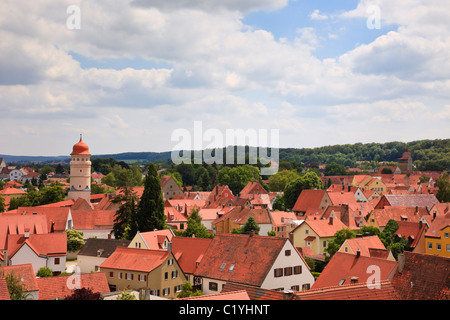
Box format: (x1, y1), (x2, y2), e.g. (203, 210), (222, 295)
(329, 216), (333, 225)
(24, 228), (30, 239)
(415, 206), (418, 215)
(356, 249), (360, 258)
(398, 253), (405, 273)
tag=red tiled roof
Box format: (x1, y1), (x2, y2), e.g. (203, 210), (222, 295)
(239, 181), (268, 196)
(425, 212), (450, 238)
(138, 229), (175, 250)
(395, 220), (427, 248)
(302, 216), (347, 238)
(172, 237), (213, 274)
(194, 234), (287, 287)
(15, 206), (71, 232)
(0, 215), (49, 250)
(212, 207), (272, 226)
(343, 236), (387, 257)
(37, 272), (110, 300)
(100, 247), (170, 272)
(371, 206), (429, 227)
(7, 233), (67, 258)
(392, 251), (449, 300)
(177, 290), (250, 300)
(379, 194), (439, 210)
(327, 191), (357, 206)
(312, 252), (398, 289)
(0, 278), (10, 300)
(294, 280), (400, 300)
(292, 189), (327, 213)
(221, 282), (291, 300)
(0, 187), (27, 195)
(0, 264), (39, 292)
(71, 209), (115, 229)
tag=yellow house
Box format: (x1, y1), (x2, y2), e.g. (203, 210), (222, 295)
(351, 175), (373, 188)
(364, 178), (387, 193)
(100, 247), (187, 299)
(424, 214), (450, 257)
(289, 213), (346, 256)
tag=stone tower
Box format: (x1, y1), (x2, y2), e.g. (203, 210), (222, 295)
(68, 135), (91, 203)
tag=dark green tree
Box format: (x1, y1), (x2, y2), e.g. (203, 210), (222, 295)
(135, 163), (166, 235)
(176, 281), (203, 298)
(242, 216), (260, 235)
(112, 186), (139, 240)
(436, 171), (450, 202)
(325, 228), (357, 261)
(182, 208), (213, 239)
(284, 171), (323, 210)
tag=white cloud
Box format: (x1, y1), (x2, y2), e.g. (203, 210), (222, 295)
(309, 9), (328, 20)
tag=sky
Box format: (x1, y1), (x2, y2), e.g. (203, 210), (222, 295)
(0, 0), (449, 156)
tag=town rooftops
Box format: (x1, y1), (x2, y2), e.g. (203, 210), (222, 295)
(100, 247), (170, 272)
(292, 189), (327, 213)
(171, 236), (213, 274)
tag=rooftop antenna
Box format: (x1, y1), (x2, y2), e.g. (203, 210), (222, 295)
(80, 133), (82, 141)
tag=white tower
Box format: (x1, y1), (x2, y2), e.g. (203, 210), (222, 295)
(68, 135), (91, 203)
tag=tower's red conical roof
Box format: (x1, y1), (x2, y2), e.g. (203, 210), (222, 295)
(71, 136), (90, 155)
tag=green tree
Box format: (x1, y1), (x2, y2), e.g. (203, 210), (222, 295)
(324, 162), (346, 176)
(40, 185), (65, 205)
(216, 165), (261, 195)
(436, 171), (450, 202)
(116, 290), (137, 300)
(65, 229), (84, 252)
(0, 195), (5, 213)
(242, 216), (260, 235)
(284, 171), (323, 210)
(101, 172), (116, 187)
(36, 267), (53, 277)
(272, 194), (286, 211)
(113, 186), (139, 240)
(136, 163), (166, 235)
(182, 208), (213, 239)
(176, 281), (203, 298)
(268, 170), (300, 192)
(0, 270), (30, 300)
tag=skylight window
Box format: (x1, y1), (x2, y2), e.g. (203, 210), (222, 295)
(220, 263), (226, 271)
(229, 264), (235, 272)
(339, 279), (345, 285)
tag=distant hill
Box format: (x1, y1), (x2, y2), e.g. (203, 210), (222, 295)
(1, 138), (449, 170)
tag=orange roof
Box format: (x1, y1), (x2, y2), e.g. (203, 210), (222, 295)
(177, 290), (250, 300)
(371, 206), (428, 227)
(294, 280), (400, 300)
(138, 229), (175, 250)
(239, 181), (268, 196)
(0, 215), (49, 250)
(395, 220), (426, 248)
(327, 191), (357, 205)
(302, 216), (347, 237)
(71, 210), (115, 229)
(0, 278), (9, 300)
(221, 282), (292, 300)
(312, 252), (398, 289)
(37, 272), (110, 300)
(292, 189), (327, 213)
(343, 236), (387, 257)
(70, 137), (90, 155)
(194, 234), (290, 286)
(0, 264), (39, 292)
(270, 210), (298, 227)
(172, 237), (213, 274)
(425, 212), (450, 238)
(15, 206), (71, 232)
(0, 187), (27, 195)
(7, 232), (67, 258)
(100, 247), (170, 272)
(212, 206), (272, 226)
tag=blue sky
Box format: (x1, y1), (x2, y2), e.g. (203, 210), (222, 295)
(0, 0), (449, 156)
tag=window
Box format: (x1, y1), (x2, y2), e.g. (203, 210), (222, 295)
(447, 244), (450, 252)
(437, 243), (441, 251)
(139, 274), (147, 282)
(284, 267), (293, 276)
(302, 283), (311, 290)
(344, 247), (348, 252)
(323, 240), (327, 248)
(220, 263), (226, 271)
(54, 258), (60, 265)
(291, 285), (300, 291)
(150, 289), (160, 296)
(285, 250), (291, 256)
(339, 279), (345, 285)
(172, 270), (178, 278)
(163, 288), (170, 296)
(293, 266), (302, 274)
(109, 272), (114, 278)
(118, 272), (122, 279)
(229, 264), (235, 272)
(168, 259), (173, 265)
(174, 285), (182, 293)
(428, 242), (433, 250)
(305, 229), (309, 235)
(164, 272), (168, 280)
(126, 273), (133, 281)
(274, 268), (283, 277)
(209, 282), (218, 291)
(445, 232), (449, 238)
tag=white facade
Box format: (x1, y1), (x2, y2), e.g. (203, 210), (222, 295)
(260, 240), (315, 291)
(9, 243), (67, 274)
(78, 255), (106, 274)
(9, 169), (23, 181)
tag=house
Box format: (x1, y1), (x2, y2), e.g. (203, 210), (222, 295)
(375, 194), (439, 211)
(429, 202), (450, 218)
(165, 205), (188, 231)
(171, 236), (213, 288)
(239, 181), (268, 198)
(327, 191), (357, 206)
(378, 165), (401, 175)
(70, 209), (116, 239)
(392, 251), (449, 300)
(366, 206), (429, 231)
(100, 247), (187, 299)
(7, 232), (67, 274)
(292, 190), (331, 215)
(77, 238), (131, 274)
(289, 213), (347, 257)
(212, 207), (273, 236)
(0, 264), (39, 300)
(395, 220), (427, 253)
(204, 185), (236, 209)
(160, 175), (184, 200)
(424, 212), (450, 257)
(15, 206), (74, 232)
(311, 252), (398, 289)
(0, 187), (27, 199)
(338, 235), (395, 261)
(8, 169), (24, 182)
(197, 207), (232, 231)
(270, 210), (298, 238)
(194, 233), (315, 295)
(293, 280), (400, 300)
(36, 272), (110, 300)
(128, 229), (175, 250)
